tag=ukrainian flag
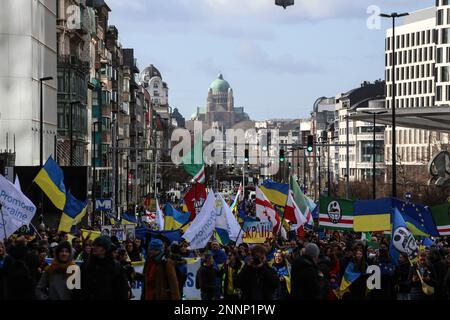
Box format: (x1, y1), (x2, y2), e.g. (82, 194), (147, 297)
(164, 204), (190, 231)
(34, 156), (66, 210)
(334, 262), (362, 299)
(354, 198), (392, 232)
(260, 179), (289, 207)
(59, 191), (88, 233)
(122, 212), (138, 225)
(80, 229), (101, 241)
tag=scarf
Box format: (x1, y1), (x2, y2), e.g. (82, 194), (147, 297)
(45, 259), (75, 277)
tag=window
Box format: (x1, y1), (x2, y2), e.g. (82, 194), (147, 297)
(442, 66), (450, 82)
(442, 28), (450, 44)
(437, 47), (443, 63)
(437, 86), (443, 101)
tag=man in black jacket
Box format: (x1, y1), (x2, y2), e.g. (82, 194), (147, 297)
(291, 243), (328, 300)
(236, 245), (279, 300)
(76, 236), (129, 300)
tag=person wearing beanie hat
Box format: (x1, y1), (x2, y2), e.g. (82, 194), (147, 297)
(35, 241), (75, 300)
(142, 238), (180, 300)
(291, 242), (328, 300)
(75, 235), (129, 300)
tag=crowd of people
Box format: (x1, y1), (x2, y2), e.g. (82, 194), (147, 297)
(1, 221), (450, 300)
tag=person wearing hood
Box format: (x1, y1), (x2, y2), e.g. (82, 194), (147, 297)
(76, 236), (129, 300)
(35, 242), (76, 300)
(2, 238), (37, 300)
(291, 243), (328, 300)
(142, 238), (180, 300)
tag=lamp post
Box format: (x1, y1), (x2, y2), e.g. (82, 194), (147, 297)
(380, 12), (409, 198)
(92, 121), (101, 226)
(361, 108), (388, 199)
(69, 101), (81, 166)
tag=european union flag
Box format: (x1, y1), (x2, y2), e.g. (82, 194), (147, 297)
(34, 157), (66, 210)
(393, 199), (439, 237)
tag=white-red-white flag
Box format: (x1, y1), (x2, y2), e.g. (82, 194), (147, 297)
(255, 187), (280, 233)
(284, 190), (307, 229)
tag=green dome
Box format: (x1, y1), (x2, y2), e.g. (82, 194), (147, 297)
(209, 74), (231, 93)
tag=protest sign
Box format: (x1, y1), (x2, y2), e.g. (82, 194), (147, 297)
(131, 261), (145, 300)
(101, 225), (135, 241)
(183, 258), (201, 300)
(242, 221), (273, 244)
(0, 175), (37, 240)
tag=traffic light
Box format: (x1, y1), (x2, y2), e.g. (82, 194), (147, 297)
(279, 149), (285, 162)
(307, 135), (314, 153)
(245, 149), (249, 163)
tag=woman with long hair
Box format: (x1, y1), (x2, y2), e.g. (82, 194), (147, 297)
(222, 249), (243, 300)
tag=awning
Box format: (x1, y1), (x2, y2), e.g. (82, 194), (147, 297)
(349, 106), (450, 133)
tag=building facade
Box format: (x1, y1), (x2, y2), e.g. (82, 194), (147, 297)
(0, 0), (57, 167)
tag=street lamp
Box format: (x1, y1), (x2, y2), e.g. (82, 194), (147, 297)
(92, 120), (101, 226)
(360, 108), (388, 199)
(40, 77), (53, 167)
(69, 101), (81, 166)
(380, 12), (409, 198)
(275, 0), (294, 9)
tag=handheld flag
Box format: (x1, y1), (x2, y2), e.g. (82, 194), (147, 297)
(256, 187), (281, 234)
(122, 212), (138, 225)
(334, 262), (362, 299)
(215, 193), (243, 245)
(289, 175), (316, 228)
(59, 190), (88, 233)
(184, 183), (207, 221)
(319, 197), (354, 231)
(353, 198), (392, 232)
(155, 198), (165, 230)
(34, 157), (66, 210)
(182, 191), (217, 249)
(0, 175), (37, 240)
(183, 136), (205, 183)
(390, 208), (418, 265)
(164, 204), (190, 231)
(429, 203), (450, 236)
(395, 199), (439, 237)
(284, 190), (307, 228)
(230, 183), (243, 211)
(260, 179), (289, 207)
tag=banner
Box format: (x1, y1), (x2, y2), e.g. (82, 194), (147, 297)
(131, 261), (145, 300)
(101, 225), (135, 241)
(0, 175), (37, 240)
(319, 197), (354, 230)
(183, 258), (201, 300)
(242, 221), (273, 244)
(215, 193), (243, 245)
(182, 191), (217, 249)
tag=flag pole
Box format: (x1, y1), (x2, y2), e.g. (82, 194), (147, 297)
(0, 203), (8, 242)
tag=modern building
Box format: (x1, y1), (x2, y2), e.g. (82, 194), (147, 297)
(0, 0), (57, 167)
(384, 5), (450, 181)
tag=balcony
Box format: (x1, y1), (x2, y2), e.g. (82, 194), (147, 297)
(102, 104), (112, 117)
(58, 55), (90, 73)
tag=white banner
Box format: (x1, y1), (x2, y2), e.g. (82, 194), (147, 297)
(0, 175), (37, 240)
(183, 258), (201, 300)
(182, 191), (217, 250)
(131, 261), (145, 300)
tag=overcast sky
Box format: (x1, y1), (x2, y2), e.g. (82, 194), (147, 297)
(107, 0), (429, 120)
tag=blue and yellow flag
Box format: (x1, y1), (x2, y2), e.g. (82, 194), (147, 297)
(394, 199), (439, 237)
(354, 198), (392, 232)
(164, 204), (190, 231)
(390, 208), (418, 265)
(59, 191), (88, 233)
(122, 212), (138, 225)
(334, 262), (362, 299)
(260, 179), (289, 207)
(34, 157), (66, 210)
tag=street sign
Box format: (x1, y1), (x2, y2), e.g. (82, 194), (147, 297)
(96, 198), (113, 211)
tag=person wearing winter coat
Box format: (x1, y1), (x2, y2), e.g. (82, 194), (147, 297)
(142, 239), (180, 300)
(394, 253), (411, 300)
(35, 242), (76, 300)
(291, 243), (328, 300)
(76, 236), (129, 300)
(196, 253), (220, 300)
(270, 251), (291, 300)
(222, 250), (243, 300)
(2, 238), (37, 300)
(236, 245), (279, 300)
